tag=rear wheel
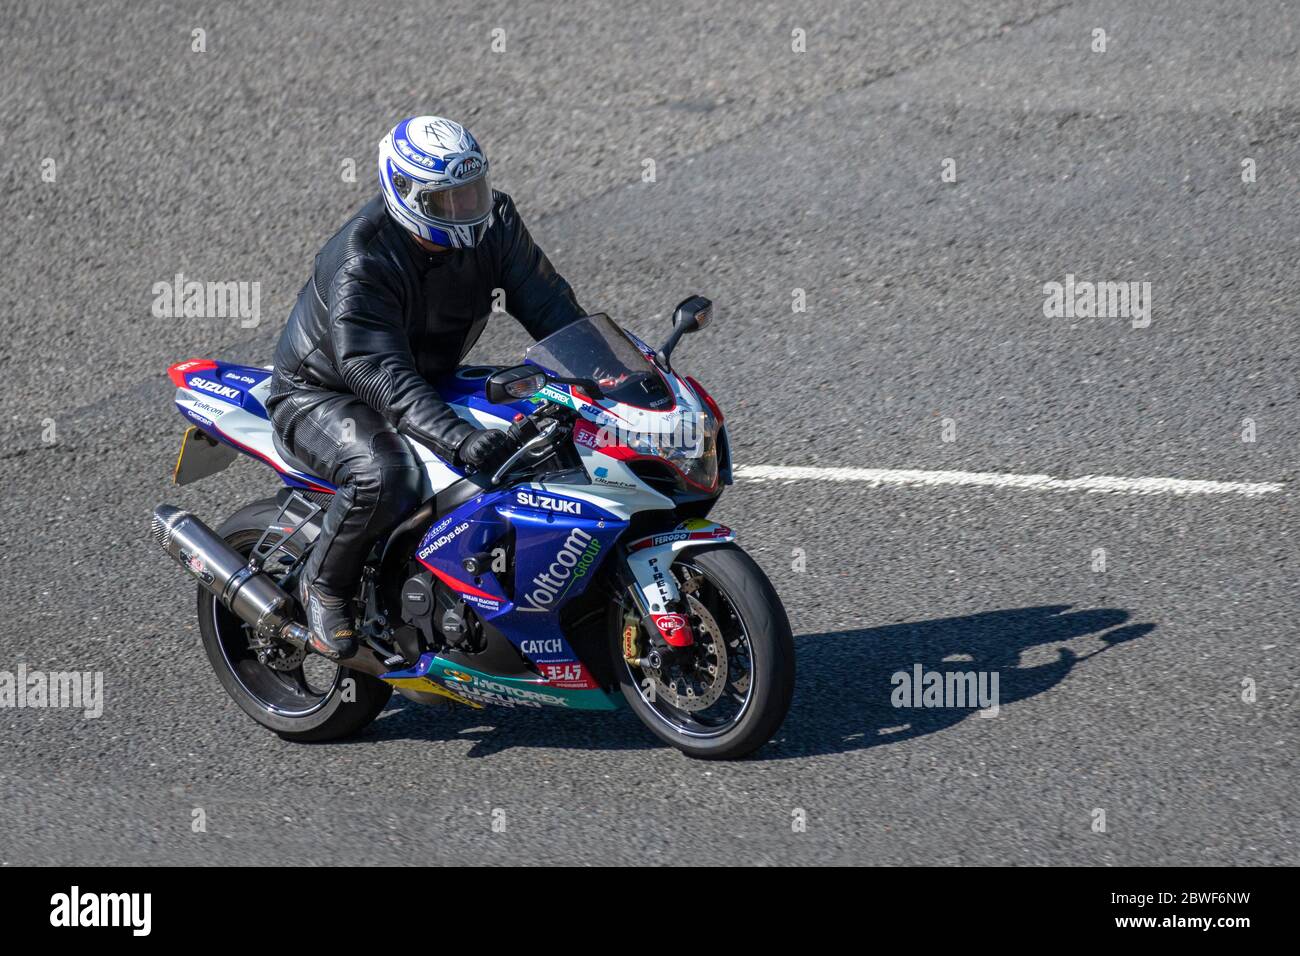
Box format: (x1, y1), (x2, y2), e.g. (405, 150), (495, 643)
(613, 543), (795, 759)
(196, 498), (392, 742)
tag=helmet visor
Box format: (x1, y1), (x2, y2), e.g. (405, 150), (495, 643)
(412, 175), (492, 224)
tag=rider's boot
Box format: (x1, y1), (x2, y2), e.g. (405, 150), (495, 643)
(299, 580), (358, 660)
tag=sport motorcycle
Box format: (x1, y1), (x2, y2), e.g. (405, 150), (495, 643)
(152, 297), (795, 759)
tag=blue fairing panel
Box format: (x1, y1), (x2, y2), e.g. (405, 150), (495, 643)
(414, 486), (628, 692)
(171, 359), (272, 419)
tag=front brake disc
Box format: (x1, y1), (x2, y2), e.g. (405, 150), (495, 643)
(645, 593), (728, 712)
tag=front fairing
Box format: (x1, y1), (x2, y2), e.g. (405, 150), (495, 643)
(526, 327), (723, 500)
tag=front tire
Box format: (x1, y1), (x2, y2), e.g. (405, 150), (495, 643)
(196, 497), (392, 742)
(613, 543), (795, 759)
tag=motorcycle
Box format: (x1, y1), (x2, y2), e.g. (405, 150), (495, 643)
(152, 296), (795, 759)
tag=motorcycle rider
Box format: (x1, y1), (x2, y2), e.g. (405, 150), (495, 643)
(267, 116), (585, 660)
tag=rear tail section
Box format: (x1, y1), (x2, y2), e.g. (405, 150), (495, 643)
(167, 358), (334, 493)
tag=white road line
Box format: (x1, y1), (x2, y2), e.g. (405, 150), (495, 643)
(735, 465), (1285, 497)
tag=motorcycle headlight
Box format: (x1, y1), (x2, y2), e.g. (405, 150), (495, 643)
(621, 406), (720, 492)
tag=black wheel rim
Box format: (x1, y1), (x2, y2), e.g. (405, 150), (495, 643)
(211, 532), (341, 718)
(626, 559), (755, 739)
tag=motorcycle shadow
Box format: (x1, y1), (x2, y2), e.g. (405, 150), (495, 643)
(770, 603), (1155, 759)
(358, 699), (661, 756)
(351, 603), (1154, 759)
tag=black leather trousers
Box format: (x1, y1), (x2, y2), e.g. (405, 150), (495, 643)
(267, 382), (424, 599)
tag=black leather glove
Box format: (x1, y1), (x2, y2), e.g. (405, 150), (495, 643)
(456, 428), (515, 472)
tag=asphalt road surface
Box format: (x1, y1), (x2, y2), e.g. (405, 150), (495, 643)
(0, 0), (1295, 865)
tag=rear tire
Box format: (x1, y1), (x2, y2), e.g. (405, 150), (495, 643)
(613, 543), (795, 759)
(197, 497), (392, 742)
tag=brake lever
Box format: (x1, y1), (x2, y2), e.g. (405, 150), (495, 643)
(490, 418), (561, 485)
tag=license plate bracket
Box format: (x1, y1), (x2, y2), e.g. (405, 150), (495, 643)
(174, 426), (237, 486)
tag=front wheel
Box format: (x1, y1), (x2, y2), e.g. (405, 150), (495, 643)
(613, 543), (795, 759)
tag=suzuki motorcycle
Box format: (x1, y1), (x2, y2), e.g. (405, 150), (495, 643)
(152, 297), (794, 759)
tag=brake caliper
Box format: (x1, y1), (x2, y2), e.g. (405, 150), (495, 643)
(621, 611), (642, 663)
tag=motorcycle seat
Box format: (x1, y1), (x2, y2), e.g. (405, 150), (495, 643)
(271, 431), (332, 487)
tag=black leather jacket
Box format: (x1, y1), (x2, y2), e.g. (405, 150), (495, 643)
(270, 192), (583, 461)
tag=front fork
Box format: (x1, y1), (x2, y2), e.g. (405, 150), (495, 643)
(619, 518), (735, 658)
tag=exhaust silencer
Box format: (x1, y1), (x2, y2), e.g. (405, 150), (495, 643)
(151, 504), (309, 648)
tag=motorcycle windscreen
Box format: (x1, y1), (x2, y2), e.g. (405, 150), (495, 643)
(525, 313), (673, 410)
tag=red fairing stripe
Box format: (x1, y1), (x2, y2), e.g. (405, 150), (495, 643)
(598, 444), (639, 461)
(168, 358), (217, 388)
(425, 565), (500, 601)
(686, 376), (723, 423)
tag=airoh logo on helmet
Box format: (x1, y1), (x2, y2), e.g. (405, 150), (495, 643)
(447, 153), (484, 181)
(395, 137), (437, 170)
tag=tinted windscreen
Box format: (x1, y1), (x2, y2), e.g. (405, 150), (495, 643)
(525, 314), (673, 409)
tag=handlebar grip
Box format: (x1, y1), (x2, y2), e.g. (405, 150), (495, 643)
(508, 416), (540, 446)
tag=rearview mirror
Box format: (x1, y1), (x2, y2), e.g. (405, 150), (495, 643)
(485, 364), (548, 404)
(672, 295), (713, 332)
(656, 295), (713, 370)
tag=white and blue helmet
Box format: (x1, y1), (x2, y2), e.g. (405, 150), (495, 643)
(378, 116), (493, 248)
